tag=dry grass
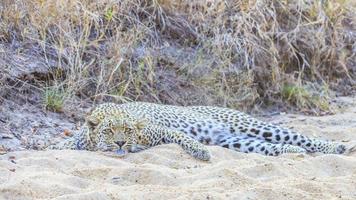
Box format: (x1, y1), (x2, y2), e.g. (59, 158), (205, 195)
(0, 0), (355, 114)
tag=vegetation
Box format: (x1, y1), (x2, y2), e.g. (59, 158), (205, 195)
(43, 86), (67, 112)
(0, 0), (355, 114)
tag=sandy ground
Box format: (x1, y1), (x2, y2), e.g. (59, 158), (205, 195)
(1, 98), (356, 200)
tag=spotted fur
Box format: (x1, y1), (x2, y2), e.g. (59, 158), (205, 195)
(50, 102), (346, 160)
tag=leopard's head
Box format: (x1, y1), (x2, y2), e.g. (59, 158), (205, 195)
(86, 115), (146, 154)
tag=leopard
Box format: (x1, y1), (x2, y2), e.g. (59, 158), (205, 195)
(49, 102), (347, 161)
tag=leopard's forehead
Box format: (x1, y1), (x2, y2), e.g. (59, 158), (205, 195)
(91, 110), (128, 121)
(88, 104), (131, 125)
(109, 123), (126, 132)
(112, 117), (141, 128)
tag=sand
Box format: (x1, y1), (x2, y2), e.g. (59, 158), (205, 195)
(1, 99), (356, 200)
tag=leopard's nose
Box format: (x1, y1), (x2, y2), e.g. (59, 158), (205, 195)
(115, 141), (126, 147)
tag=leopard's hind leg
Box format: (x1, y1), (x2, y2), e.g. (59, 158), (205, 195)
(193, 106), (346, 154)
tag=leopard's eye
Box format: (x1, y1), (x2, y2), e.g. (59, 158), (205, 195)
(109, 128), (115, 135)
(103, 128), (114, 136)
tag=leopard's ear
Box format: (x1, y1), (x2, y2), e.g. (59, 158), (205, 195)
(85, 115), (100, 130)
(134, 119), (147, 130)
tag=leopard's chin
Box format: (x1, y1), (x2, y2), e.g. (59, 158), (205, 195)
(115, 148), (127, 156)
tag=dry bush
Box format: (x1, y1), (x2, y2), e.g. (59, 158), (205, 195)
(0, 0), (355, 113)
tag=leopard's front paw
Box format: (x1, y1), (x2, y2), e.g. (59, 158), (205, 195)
(189, 145), (211, 161)
(195, 149), (211, 161)
(46, 144), (59, 150)
(46, 138), (78, 150)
